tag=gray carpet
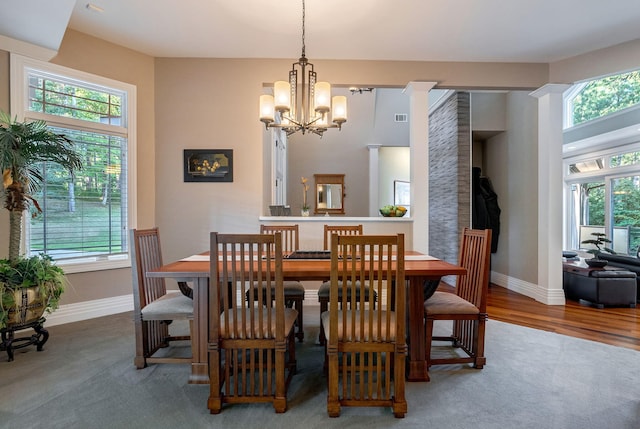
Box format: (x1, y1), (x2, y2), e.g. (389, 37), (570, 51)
(1, 312), (639, 429)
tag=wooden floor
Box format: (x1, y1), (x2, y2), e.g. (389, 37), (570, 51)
(487, 284), (640, 351)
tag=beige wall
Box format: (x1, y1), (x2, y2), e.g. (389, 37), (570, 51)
(1, 29), (640, 309)
(550, 39), (640, 83)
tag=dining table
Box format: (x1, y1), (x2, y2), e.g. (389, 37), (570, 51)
(146, 250), (465, 383)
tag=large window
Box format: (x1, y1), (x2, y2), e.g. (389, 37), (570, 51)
(10, 54), (136, 272)
(565, 146), (640, 255)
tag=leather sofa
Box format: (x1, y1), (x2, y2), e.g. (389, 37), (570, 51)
(599, 253), (640, 302)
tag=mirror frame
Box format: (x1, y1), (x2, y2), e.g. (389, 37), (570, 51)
(314, 173), (345, 215)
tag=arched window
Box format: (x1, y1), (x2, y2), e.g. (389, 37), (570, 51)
(565, 70), (640, 128)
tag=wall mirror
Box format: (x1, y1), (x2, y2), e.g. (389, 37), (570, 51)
(315, 174), (345, 214)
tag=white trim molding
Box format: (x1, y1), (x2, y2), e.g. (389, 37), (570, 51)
(491, 271), (566, 305)
(45, 295), (134, 327)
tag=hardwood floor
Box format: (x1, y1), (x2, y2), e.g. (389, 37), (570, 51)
(487, 284), (640, 351)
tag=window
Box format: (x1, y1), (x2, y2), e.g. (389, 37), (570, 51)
(565, 145), (640, 255)
(10, 54), (136, 272)
(564, 70), (640, 128)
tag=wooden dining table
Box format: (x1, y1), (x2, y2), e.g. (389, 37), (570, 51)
(146, 251), (465, 383)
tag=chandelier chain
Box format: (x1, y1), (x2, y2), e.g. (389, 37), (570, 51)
(301, 0), (306, 58)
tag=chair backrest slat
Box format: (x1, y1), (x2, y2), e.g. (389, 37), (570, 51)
(260, 224), (299, 254)
(323, 224), (363, 250)
(456, 228), (492, 311)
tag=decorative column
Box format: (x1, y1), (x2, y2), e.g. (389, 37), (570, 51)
(405, 82), (436, 254)
(530, 84), (571, 305)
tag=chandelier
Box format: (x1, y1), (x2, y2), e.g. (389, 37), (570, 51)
(259, 0), (347, 137)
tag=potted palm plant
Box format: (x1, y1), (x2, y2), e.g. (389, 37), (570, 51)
(0, 110), (82, 332)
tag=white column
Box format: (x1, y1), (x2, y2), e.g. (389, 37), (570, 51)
(405, 82), (436, 254)
(367, 144), (382, 217)
(530, 84), (571, 305)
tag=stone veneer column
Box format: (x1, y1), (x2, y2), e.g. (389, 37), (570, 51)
(530, 84), (571, 305)
(405, 82), (436, 254)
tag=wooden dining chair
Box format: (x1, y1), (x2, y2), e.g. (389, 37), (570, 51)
(424, 227), (492, 370)
(323, 234), (407, 418)
(208, 232), (298, 414)
(318, 224), (376, 345)
(130, 228), (194, 369)
(250, 224), (306, 342)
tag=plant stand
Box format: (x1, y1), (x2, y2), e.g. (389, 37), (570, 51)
(0, 318), (49, 362)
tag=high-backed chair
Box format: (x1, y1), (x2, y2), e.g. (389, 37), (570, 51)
(208, 232), (298, 414)
(318, 225), (375, 345)
(251, 224), (305, 342)
(322, 234), (407, 418)
(424, 227), (492, 370)
(130, 228), (194, 369)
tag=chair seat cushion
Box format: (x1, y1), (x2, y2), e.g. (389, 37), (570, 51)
(321, 310), (397, 341)
(249, 281), (305, 299)
(141, 291), (194, 320)
(219, 308), (298, 338)
(424, 291), (479, 315)
(317, 281), (376, 299)
(283, 281), (305, 296)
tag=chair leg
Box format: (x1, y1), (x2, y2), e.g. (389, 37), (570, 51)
(326, 349), (340, 417)
(393, 350), (407, 418)
(294, 297), (304, 343)
(425, 318), (435, 368)
(274, 345), (287, 413)
(208, 347), (222, 414)
(473, 316), (487, 368)
(288, 326), (297, 374)
(318, 298), (328, 345)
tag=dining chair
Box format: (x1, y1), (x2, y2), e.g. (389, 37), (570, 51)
(208, 232), (298, 414)
(250, 224), (305, 342)
(323, 234), (407, 418)
(130, 228), (194, 369)
(318, 224), (375, 345)
(424, 227), (492, 370)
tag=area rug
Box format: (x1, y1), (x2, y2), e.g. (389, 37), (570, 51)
(1, 313), (639, 429)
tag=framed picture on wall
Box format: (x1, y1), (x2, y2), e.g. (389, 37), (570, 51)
(183, 149), (233, 182)
(394, 180), (410, 206)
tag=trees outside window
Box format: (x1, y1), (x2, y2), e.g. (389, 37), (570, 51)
(567, 70), (640, 127)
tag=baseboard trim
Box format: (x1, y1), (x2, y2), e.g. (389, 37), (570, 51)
(491, 271), (566, 305)
(45, 294), (134, 327)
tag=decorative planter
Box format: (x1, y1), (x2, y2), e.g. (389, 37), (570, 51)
(6, 286), (47, 327)
(1, 285), (50, 361)
(301, 209), (310, 217)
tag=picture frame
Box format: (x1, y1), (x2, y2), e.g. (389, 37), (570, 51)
(183, 149), (233, 182)
(394, 180), (410, 206)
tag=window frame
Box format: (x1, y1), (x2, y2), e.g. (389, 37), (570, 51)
(563, 142), (640, 253)
(9, 53), (137, 273)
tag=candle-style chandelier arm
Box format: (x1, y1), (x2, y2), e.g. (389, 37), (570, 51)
(258, 0), (347, 137)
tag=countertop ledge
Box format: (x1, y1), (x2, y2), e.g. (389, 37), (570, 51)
(259, 216), (413, 222)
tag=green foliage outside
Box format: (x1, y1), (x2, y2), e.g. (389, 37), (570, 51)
(572, 70), (640, 126)
(583, 173), (640, 254)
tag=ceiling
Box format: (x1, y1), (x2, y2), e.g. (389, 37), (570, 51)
(3, 0), (640, 63)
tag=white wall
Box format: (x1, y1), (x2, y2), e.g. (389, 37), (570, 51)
(484, 91), (539, 284)
(378, 147), (410, 211)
